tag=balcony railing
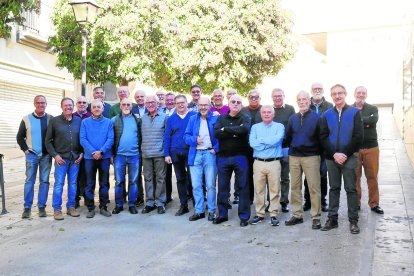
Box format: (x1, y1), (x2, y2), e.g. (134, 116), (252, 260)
(21, 10), (40, 34)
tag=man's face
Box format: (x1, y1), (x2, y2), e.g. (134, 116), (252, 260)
(61, 99), (74, 116)
(212, 91), (224, 106)
(120, 99), (132, 116)
(198, 98), (210, 117)
(297, 94), (310, 113)
(34, 96), (47, 114)
(331, 87), (347, 107)
(145, 96), (158, 113)
(93, 88), (105, 101)
(175, 97), (188, 114)
(191, 87), (201, 102)
(134, 91), (145, 106)
(117, 87), (129, 101)
(229, 95), (242, 114)
(248, 93), (260, 108)
(226, 89), (236, 100)
(165, 94), (175, 109)
(272, 91), (284, 107)
(311, 83), (324, 101)
(156, 91), (166, 102)
(76, 96), (88, 113)
(91, 101), (103, 117)
(261, 107), (274, 124)
(354, 88), (367, 104)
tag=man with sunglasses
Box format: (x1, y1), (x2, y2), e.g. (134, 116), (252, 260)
(73, 96), (92, 209)
(214, 94), (251, 227)
(111, 98), (141, 215)
(188, 85), (202, 112)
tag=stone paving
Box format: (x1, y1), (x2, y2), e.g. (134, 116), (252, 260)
(0, 107), (413, 275)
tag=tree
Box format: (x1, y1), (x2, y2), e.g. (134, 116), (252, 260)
(0, 0), (39, 38)
(49, 0), (294, 95)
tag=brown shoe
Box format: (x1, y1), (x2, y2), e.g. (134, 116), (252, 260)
(312, 219), (321, 229)
(321, 218), (338, 231)
(67, 207), (80, 217)
(54, 210), (64, 220)
(285, 216), (304, 226)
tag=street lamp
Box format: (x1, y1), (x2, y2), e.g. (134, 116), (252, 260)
(69, 0), (100, 96)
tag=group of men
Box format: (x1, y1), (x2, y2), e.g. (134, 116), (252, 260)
(17, 82), (383, 234)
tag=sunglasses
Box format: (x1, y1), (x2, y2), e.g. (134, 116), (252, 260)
(230, 100), (242, 105)
(249, 96), (259, 100)
(121, 103), (131, 106)
(77, 101), (87, 104)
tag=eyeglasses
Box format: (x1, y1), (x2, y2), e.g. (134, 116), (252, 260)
(175, 101), (186, 105)
(146, 101), (157, 105)
(119, 90), (128, 93)
(213, 95), (223, 98)
(272, 95), (283, 98)
(191, 90), (201, 94)
(230, 100), (242, 105)
(35, 102), (46, 105)
(77, 101), (87, 104)
(249, 96), (259, 100)
(198, 104), (210, 108)
(121, 103), (131, 106)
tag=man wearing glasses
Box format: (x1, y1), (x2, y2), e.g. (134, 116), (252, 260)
(73, 96), (92, 208)
(156, 90), (167, 109)
(165, 95), (196, 216)
(188, 85), (202, 112)
(109, 86), (135, 118)
(141, 95), (168, 214)
(214, 94), (251, 227)
(17, 95), (53, 219)
(111, 98), (141, 215)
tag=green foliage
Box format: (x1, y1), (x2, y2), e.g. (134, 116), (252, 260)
(0, 0), (39, 38)
(50, 0), (294, 95)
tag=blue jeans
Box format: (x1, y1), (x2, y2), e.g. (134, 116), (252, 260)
(114, 155), (139, 207)
(171, 150), (192, 207)
(217, 155), (250, 220)
(84, 158), (111, 210)
(24, 153), (52, 208)
(52, 158), (79, 210)
(189, 150), (216, 214)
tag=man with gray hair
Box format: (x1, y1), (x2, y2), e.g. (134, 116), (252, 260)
(141, 95), (168, 214)
(109, 86), (133, 118)
(87, 87), (111, 118)
(211, 89), (229, 115)
(284, 91), (322, 229)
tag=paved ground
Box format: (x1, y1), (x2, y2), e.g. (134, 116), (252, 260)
(0, 107), (413, 275)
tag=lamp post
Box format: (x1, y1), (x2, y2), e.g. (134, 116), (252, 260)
(69, 0), (100, 96)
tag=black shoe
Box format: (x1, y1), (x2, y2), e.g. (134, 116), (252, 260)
(213, 217), (228, 224)
(321, 204), (328, 212)
(321, 218), (338, 231)
(350, 220), (360, 234)
(129, 206), (138, 214)
(22, 208), (31, 219)
(249, 216), (264, 225)
(281, 203), (289, 213)
(371, 206), (384, 214)
(112, 206), (124, 214)
(285, 216), (304, 226)
(303, 203), (311, 211)
(175, 206), (189, 216)
(208, 212), (216, 221)
(189, 213), (205, 221)
(240, 219), (249, 227)
(312, 219), (321, 229)
(135, 198), (144, 208)
(38, 207), (47, 218)
(157, 206), (166, 214)
(227, 199), (232, 209)
(233, 196), (239, 204)
(142, 205), (156, 214)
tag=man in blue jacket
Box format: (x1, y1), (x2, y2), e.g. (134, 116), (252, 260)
(80, 100), (114, 218)
(185, 96), (218, 222)
(165, 95), (196, 216)
(320, 84), (363, 234)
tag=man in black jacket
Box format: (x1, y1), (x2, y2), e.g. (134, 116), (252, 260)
(353, 86), (384, 214)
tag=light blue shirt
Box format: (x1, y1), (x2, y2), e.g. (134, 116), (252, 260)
(249, 121), (284, 159)
(115, 115), (139, 156)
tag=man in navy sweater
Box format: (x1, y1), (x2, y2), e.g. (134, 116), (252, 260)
(165, 95), (196, 216)
(284, 91), (322, 229)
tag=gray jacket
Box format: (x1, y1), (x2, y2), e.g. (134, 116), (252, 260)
(141, 112), (167, 158)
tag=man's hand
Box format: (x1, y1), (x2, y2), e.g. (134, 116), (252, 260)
(24, 150), (30, 154)
(92, 151), (103, 160)
(333, 152), (347, 165)
(54, 154), (66, 166)
(197, 136), (203, 145)
(74, 153), (83, 164)
(209, 148), (216, 155)
(165, 156), (172, 164)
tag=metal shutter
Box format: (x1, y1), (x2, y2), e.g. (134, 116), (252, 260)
(0, 81), (64, 147)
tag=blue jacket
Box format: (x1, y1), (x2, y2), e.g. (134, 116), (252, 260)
(285, 110), (321, 156)
(184, 112), (219, 166)
(320, 104), (363, 159)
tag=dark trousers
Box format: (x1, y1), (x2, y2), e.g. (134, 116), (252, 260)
(280, 158), (290, 205)
(137, 156), (144, 201)
(84, 158), (111, 210)
(217, 155), (250, 220)
(166, 163), (173, 201)
(246, 149), (255, 202)
(171, 150), (192, 207)
(326, 155), (359, 221)
(76, 159), (86, 202)
(304, 156), (328, 205)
